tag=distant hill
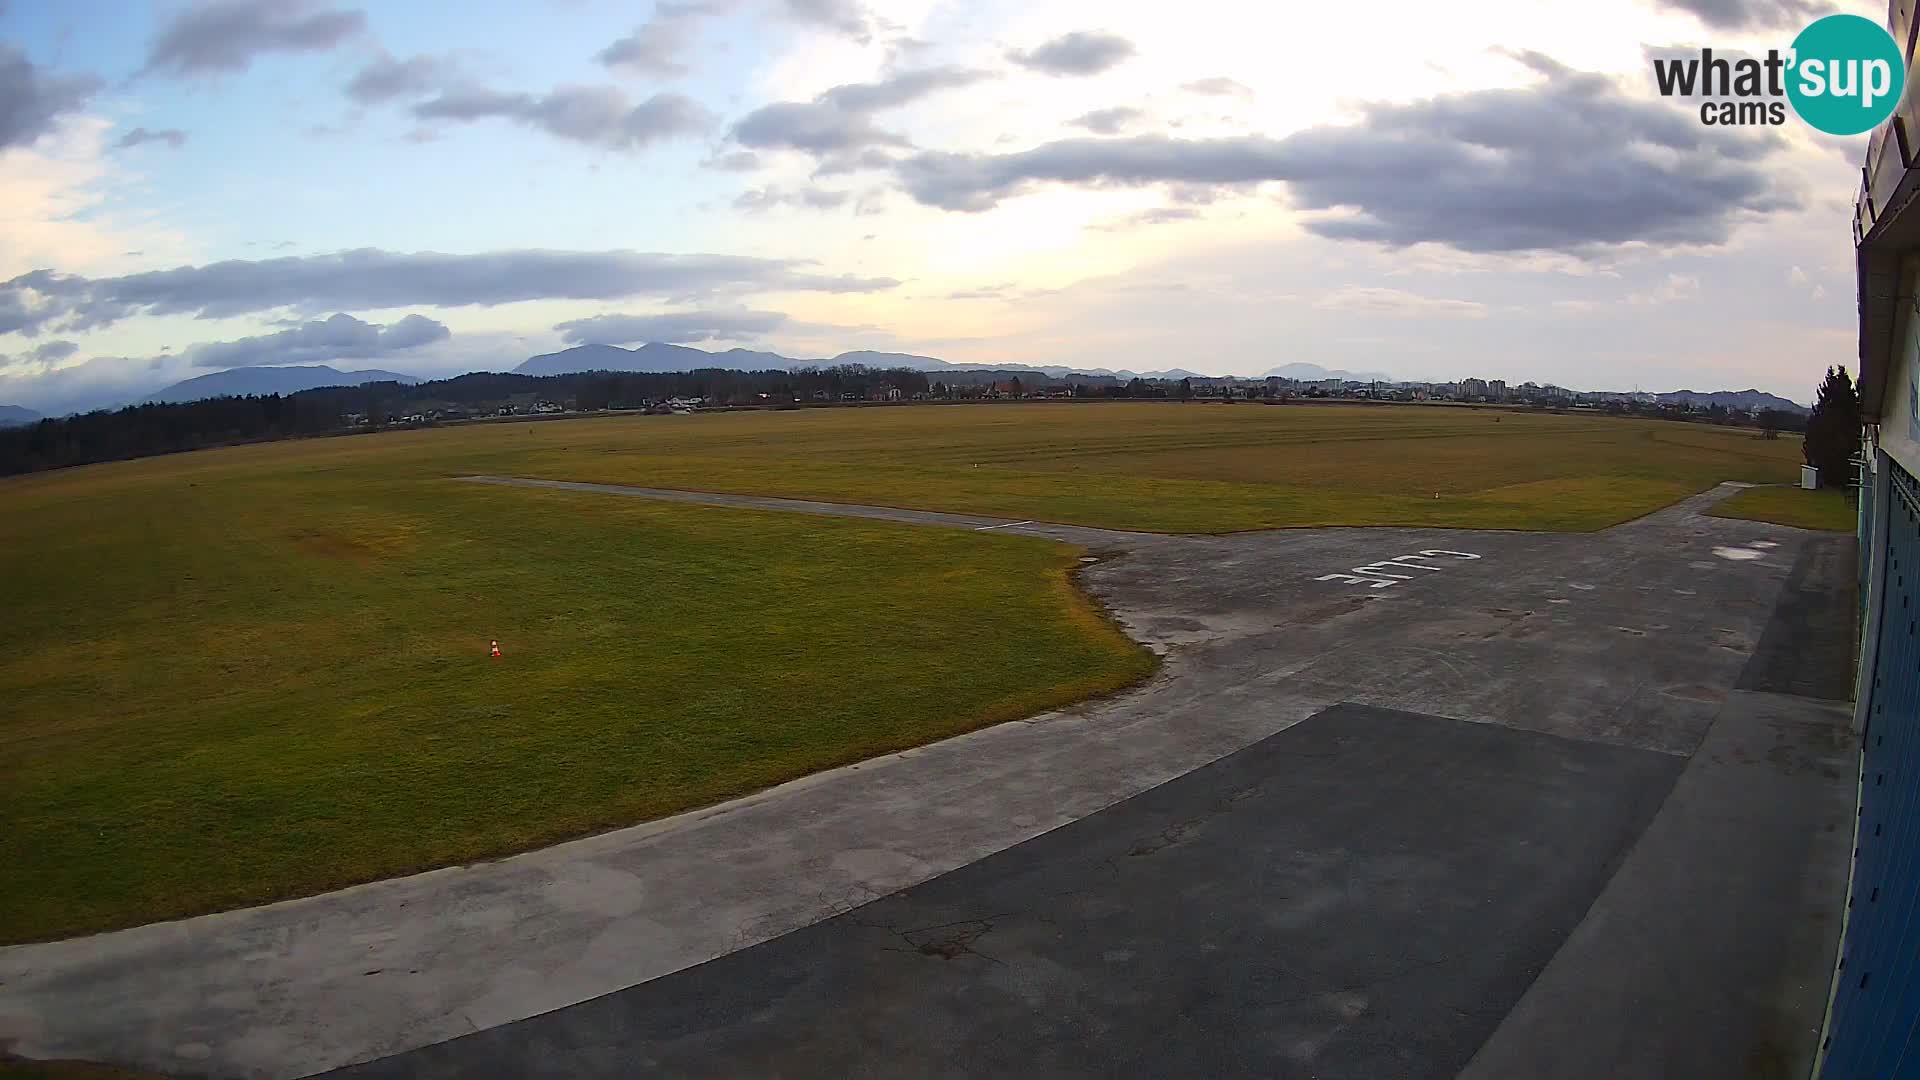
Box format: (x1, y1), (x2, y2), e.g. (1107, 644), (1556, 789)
(828, 350), (952, 371)
(0, 405), (41, 427)
(517, 342), (735, 376)
(143, 366), (420, 405)
(1654, 388), (1807, 413)
(1263, 362), (1396, 382)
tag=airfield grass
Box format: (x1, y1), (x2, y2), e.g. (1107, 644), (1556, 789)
(423, 401), (1803, 533)
(1709, 483), (1857, 532)
(0, 445), (1152, 943)
(2, 401), (1803, 942)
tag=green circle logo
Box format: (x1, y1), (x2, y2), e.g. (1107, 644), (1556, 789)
(1787, 14), (1905, 135)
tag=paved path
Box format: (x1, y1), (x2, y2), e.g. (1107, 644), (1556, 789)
(0, 481), (1855, 1079)
(455, 475), (1161, 550)
(328, 704), (1688, 1080)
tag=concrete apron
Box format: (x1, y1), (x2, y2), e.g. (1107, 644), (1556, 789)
(0, 482), (1852, 1079)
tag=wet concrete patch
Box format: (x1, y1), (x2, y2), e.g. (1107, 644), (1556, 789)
(327, 704), (1684, 1080)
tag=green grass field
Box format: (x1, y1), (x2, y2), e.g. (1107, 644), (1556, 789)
(0, 442), (1153, 943)
(1709, 484), (1858, 532)
(393, 401), (1801, 532)
(0, 401), (1804, 942)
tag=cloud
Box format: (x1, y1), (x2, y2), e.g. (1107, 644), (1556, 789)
(1181, 77), (1252, 99)
(1314, 286), (1488, 319)
(811, 146), (897, 175)
(894, 55), (1796, 253)
(0, 248), (901, 333)
(1070, 106), (1143, 135)
(1008, 31), (1135, 76)
(726, 65), (984, 164)
(142, 0), (367, 77)
(345, 53), (448, 104)
(817, 67), (989, 112)
(782, 0), (870, 40)
(1626, 272), (1701, 305)
(28, 339), (77, 362)
(944, 282), (1017, 300)
(598, 1), (725, 78)
(0, 119), (194, 283)
(1094, 206), (1200, 230)
(0, 44), (100, 151)
(183, 311), (449, 368)
(734, 185), (851, 211)
(707, 149), (761, 171)
(413, 85), (710, 150)
(553, 307), (789, 345)
(1657, 0), (1833, 30)
(731, 101), (906, 154)
(114, 127), (188, 150)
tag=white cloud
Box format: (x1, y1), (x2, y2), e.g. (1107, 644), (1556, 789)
(0, 117), (194, 281)
(1314, 286), (1488, 319)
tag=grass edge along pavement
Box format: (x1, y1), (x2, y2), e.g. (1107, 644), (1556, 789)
(0, 476), (1156, 945)
(1707, 484), (1857, 532)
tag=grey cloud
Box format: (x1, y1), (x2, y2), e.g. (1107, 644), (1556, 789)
(734, 185), (850, 211)
(731, 101), (906, 153)
(1181, 77), (1252, 98)
(707, 149), (762, 170)
(0, 44), (100, 150)
(1658, 0), (1832, 30)
(894, 58), (1796, 253)
(115, 126), (188, 150)
(0, 249), (900, 334)
(1009, 31), (1134, 76)
(143, 0), (367, 76)
(811, 146), (898, 175)
(412, 85), (526, 121)
(184, 312), (449, 368)
(30, 340), (78, 362)
(346, 53), (447, 104)
(413, 85), (710, 150)
(554, 308), (788, 345)
(1071, 106), (1143, 135)
(817, 66), (987, 112)
(782, 0), (870, 40)
(598, 1), (726, 78)
(724, 65), (981, 164)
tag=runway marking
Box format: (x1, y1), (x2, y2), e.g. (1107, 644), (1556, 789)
(975, 520), (1034, 531)
(1315, 549), (1483, 589)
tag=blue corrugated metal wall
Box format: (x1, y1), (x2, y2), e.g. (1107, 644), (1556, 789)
(1822, 459), (1920, 1078)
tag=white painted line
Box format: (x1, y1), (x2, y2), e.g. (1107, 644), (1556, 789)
(975, 520), (1034, 531)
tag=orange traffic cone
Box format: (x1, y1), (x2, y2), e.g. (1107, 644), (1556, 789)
(490, 639), (501, 659)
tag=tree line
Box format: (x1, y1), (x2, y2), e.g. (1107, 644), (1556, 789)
(0, 365), (936, 475)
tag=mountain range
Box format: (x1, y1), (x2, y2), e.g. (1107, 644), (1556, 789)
(1646, 389), (1805, 413)
(89, 346), (1805, 412)
(0, 405), (41, 427)
(140, 366), (421, 405)
(512, 343), (1374, 384)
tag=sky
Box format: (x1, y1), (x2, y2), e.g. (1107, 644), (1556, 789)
(0, 0), (1878, 413)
